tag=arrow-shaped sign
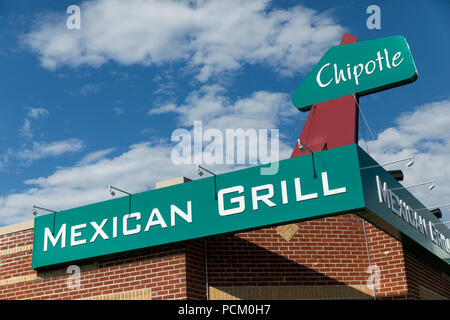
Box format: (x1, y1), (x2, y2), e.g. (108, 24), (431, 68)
(292, 35), (418, 111)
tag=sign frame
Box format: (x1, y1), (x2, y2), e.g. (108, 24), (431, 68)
(32, 144), (367, 269)
(291, 35), (418, 111)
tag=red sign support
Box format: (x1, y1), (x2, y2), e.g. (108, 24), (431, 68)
(291, 33), (359, 158)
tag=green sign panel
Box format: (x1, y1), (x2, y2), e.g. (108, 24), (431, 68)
(32, 144), (450, 269)
(32, 144), (366, 269)
(292, 35), (418, 111)
(358, 148), (450, 265)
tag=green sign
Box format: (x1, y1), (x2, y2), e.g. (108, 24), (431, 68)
(32, 144), (366, 269)
(292, 35), (418, 111)
(32, 144), (450, 269)
(358, 148), (450, 265)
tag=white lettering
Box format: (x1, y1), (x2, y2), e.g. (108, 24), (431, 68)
(280, 180), (288, 204)
(365, 60), (376, 74)
(112, 216), (117, 238)
(375, 177), (450, 252)
(376, 51), (384, 71)
(144, 209), (167, 231)
(419, 215), (428, 237)
(429, 221), (437, 244)
(315, 48), (404, 89)
(123, 212), (141, 235)
(353, 63), (364, 85)
(399, 200), (409, 223)
(334, 63), (347, 84)
(90, 219), (109, 242)
(407, 206), (415, 228)
(392, 51), (404, 67)
(322, 172), (346, 196)
(384, 49), (391, 69)
(170, 202), (192, 226)
(316, 63), (333, 88)
(376, 175), (390, 208)
(252, 184), (276, 210)
(294, 177), (318, 201)
(390, 191), (400, 216)
(44, 224), (66, 252)
(71, 224), (86, 247)
(218, 186), (245, 216)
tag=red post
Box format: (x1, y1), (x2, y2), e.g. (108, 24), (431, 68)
(291, 33), (359, 158)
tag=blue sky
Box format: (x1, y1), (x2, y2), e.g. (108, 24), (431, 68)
(0, 0), (449, 225)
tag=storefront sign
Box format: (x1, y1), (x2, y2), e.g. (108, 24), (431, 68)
(32, 144), (366, 269)
(358, 148), (450, 264)
(292, 35), (418, 111)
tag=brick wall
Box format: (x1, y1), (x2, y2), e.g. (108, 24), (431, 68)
(0, 213), (449, 300)
(207, 214), (374, 299)
(364, 220), (409, 299)
(402, 245), (450, 299)
(0, 227), (200, 300)
(207, 214), (449, 300)
(185, 240), (207, 299)
(364, 220), (450, 300)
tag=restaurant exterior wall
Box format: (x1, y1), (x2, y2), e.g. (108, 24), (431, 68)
(1, 213), (449, 300)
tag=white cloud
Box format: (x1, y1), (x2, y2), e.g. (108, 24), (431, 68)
(150, 84), (298, 163)
(0, 142), (192, 225)
(76, 148), (115, 166)
(149, 103), (178, 115)
(0, 87), (299, 225)
(17, 139), (84, 162)
(5, 107), (84, 169)
(19, 107), (49, 139)
(23, 0), (344, 81)
(113, 107), (124, 115)
(1, 136), (287, 225)
(3, 97), (449, 226)
(27, 107), (49, 119)
(150, 84), (298, 130)
(361, 98), (450, 221)
(19, 118), (32, 139)
(66, 83), (100, 96)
